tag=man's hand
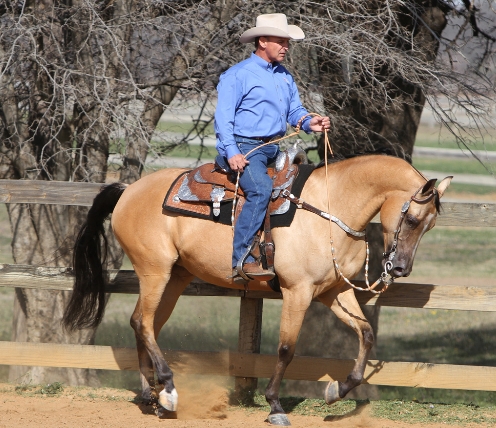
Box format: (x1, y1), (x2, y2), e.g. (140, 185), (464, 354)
(309, 116), (331, 132)
(228, 154), (249, 173)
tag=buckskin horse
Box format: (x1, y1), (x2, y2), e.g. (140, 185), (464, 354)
(63, 154), (451, 426)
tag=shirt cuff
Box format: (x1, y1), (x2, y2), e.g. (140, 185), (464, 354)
(301, 116), (312, 134)
(226, 144), (242, 159)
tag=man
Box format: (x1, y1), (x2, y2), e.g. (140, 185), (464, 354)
(215, 13), (331, 281)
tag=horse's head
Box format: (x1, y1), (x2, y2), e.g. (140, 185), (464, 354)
(379, 176), (452, 278)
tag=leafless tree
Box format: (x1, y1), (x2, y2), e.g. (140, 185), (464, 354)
(0, 0), (236, 385)
(1, 0), (494, 391)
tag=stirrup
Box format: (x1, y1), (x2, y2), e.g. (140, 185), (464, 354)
(230, 267), (249, 285)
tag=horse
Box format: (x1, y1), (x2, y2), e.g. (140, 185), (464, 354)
(63, 154), (451, 426)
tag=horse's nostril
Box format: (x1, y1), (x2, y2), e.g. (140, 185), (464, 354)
(393, 267), (404, 277)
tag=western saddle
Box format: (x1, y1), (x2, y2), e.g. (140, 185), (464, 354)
(162, 144), (308, 287)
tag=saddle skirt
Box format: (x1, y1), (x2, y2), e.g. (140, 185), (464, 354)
(162, 144), (308, 224)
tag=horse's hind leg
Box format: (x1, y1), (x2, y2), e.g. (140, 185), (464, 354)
(130, 265), (193, 411)
(265, 287), (313, 426)
(318, 286), (374, 404)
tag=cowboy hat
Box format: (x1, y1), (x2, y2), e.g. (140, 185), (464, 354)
(239, 13), (305, 44)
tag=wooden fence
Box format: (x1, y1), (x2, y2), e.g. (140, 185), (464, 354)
(1, 179), (496, 393)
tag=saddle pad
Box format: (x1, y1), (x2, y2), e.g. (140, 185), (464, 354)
(162, 164), (315, 228)
(270, 163), (314, 228)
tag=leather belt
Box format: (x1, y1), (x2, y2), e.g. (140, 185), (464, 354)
(252, 136), (274, 143)
(235, 135), (281, 143)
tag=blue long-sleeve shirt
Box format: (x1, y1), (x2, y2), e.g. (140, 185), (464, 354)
(215, 53), (312, 160)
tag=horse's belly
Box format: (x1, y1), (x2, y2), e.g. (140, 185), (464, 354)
(171, 217), (273, 292)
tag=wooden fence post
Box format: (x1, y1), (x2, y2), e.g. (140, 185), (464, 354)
(234, 296), (263, 404)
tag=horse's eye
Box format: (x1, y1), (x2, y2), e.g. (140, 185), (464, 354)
(405, 214), (420, 229)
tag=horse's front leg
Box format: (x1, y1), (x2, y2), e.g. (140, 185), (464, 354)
(265, 288), (313, 426)
(318, 286), (374, 404)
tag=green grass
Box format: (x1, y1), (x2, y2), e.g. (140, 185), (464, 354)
(247, 393), (496, 425)
(15, 381), (64, 396)
(155, 120), (215, 134)
(446, 183), (496, 195)
(371, 399), (496, 425)
(379, 387), (496, 408)
(415, 124), (496, 150)
(415, 137), (496, 151)
(379, 323), (496, 366)
(413, 157), (495, 175)
(409, 226), (496, 277)
(152, 142), (218, 158)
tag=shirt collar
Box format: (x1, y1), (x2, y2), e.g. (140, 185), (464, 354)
(251, 52), (280, 71)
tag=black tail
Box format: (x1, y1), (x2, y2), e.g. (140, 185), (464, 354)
(63, 182), (127, 331)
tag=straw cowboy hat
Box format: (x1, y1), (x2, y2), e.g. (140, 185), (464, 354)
(239, 13), (305, 44)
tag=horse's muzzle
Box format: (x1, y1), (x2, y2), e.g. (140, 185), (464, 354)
(383, 258), (411, 278)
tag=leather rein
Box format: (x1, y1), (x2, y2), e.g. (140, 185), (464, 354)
(318, 183), (438, 295)
(276, 178), (438, 294)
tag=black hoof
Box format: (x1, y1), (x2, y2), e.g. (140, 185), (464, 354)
(267, 413), (291, 426)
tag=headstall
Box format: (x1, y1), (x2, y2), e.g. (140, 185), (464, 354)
(282, 182), (438, 295)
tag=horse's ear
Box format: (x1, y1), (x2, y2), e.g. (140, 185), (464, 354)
(421, 178), (437, 196)
(436, 176), (453, 199)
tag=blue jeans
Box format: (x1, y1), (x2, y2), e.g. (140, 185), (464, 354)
(217, 137), (280, 267)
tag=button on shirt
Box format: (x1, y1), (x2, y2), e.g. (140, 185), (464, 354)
(215, 53), (312, 160)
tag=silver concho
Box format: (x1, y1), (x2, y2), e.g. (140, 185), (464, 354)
(210, 187), (225, 217)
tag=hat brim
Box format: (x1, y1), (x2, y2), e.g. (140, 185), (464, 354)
(239, 25), (305, 44)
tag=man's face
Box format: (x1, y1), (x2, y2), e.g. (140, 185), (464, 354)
(259, 36), (290, 62)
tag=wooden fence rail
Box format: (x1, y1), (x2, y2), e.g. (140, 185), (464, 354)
(1, 179), (496, 393)
(1, 264), (496, 312)
(2, 341), (496, 391)
(1, 179), (496, 227)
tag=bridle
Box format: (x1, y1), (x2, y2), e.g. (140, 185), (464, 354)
(316, 179), (437, 295)
(382, 184), (438, 264)
(279, 179), (438, 294)
(359, 183), (439, 294)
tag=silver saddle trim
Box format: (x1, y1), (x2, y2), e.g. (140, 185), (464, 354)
(174, 176), (199, 202)
(210, 187), (225, 217)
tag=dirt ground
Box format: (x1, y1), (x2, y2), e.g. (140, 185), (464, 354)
(0, 380), (492, 428)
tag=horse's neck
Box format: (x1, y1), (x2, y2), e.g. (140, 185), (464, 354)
(312, 157), (424, 230)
